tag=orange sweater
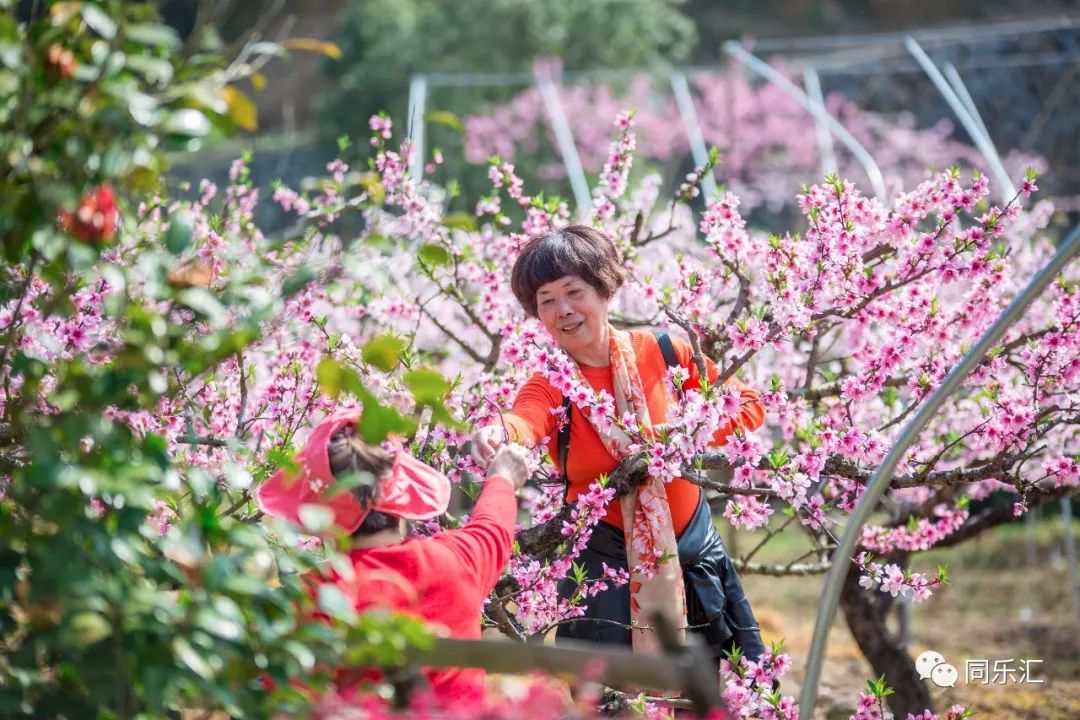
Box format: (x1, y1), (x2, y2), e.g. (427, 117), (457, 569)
(503, 330), (765, 536)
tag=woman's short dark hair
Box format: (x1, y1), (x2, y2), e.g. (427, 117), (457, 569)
(511, 224), (624, 317)
(327, 426), (399, 536)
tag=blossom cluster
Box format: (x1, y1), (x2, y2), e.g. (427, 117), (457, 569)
(6, 102), (1078, 717)
(508, 479), (621, 634)
(849, 693), (971, 720)
(462, 70), (1060, 215)
(719, 647), (797, 719)
(855, 552), (944, 603)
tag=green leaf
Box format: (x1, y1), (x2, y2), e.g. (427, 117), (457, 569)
(298, 503), (334, 533)
(356, 398), (415, 444)
(63, 611), (111, 646)
(195, 606), (243, 641)
(317, 584), (357, 622)
(282, 265), (315, 298)
(418, 243), (452, 267)
(177, 288), (226, 325)
(173, 637), (214, 680)
(223, 85), (258, 132)
(126, 22), (181, 49)
(81, 3), (117, 39)
(361, 334), (406, 372)
(571, 561), (587, 584)
(767, 448), (789, 469)
(163, 211), (193, 254)
(163, 108), (212, 137)
(316, 357), (346, 397)
(284, 640), (316, 670)
(403, 368), (450, 404)
(442, 212), (477, 232)
(124, 55), (174, 86)
(424, 110), (463, 132)
(282, 37), (342, 60)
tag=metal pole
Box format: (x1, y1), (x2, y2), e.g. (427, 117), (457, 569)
(722, 41), (888, 201)
(536, 76), (592, 213)
(750, 16), (1080, 54)
(406, 74), (428, 181)
(944, 61), (1019, 197)
(943, 63), (991, 152)
(904, 38), (1017, 202)
(802, 66), (838, 176)
(670, 71), (719, 199)
(1062, 496), (1080, 642)
(798, 224), (1080, 717)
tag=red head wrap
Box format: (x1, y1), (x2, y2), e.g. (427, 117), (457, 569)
(255, 409), (451, 534)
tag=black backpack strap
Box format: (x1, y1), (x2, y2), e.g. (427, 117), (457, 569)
(557, 395), (574, 472)
(557, 394), (572, 483)
(652, 329), (685, 399)
(653, 330), (679, 370)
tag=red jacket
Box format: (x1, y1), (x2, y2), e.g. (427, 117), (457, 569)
(330, 475), (517, 705)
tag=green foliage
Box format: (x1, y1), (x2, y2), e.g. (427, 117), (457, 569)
(0, 0), (231, 264)
(866, 674), (895, 699)
(0, 3), (430, 717)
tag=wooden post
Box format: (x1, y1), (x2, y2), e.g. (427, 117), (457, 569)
(401, 630), (724, 714)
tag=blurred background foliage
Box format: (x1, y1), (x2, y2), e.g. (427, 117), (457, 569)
(156, 0), (1080, 231)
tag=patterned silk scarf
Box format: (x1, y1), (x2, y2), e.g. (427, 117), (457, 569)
(581, 326), (686, 653)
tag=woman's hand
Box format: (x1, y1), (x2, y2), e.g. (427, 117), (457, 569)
(470, 425), (505, 468)
(487, 444), (530, 490)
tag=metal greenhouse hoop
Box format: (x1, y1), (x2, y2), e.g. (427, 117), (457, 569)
(798, 224), (1080, 716)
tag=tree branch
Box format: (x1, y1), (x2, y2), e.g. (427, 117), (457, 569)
(733, 560), (831, 576)
(662, 306), (709, 385)
(234, 351), (248, 439)
(925, 485), (1078, 551)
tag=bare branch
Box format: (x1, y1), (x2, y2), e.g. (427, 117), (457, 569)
(721, 259), (751, 328)
(684, 470), (784, 499)
(179, 435), (229, 448)
(483, 595), (526, 642)
(234, 352), (248, 439)
(514, 504), (572, 557)
(791, 375), (909, 402)
(662, 306), (709, 384)
(733, 560), (831, 576)
(927, 485), (1078, 551)
(418, 304), (487, 365)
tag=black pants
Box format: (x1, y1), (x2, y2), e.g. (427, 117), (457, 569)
(555, 494), (766, 663)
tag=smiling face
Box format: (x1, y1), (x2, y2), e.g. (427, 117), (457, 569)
(535, 275), (611, 364)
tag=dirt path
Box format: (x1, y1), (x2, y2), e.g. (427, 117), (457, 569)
(738, 517), (1080, 719)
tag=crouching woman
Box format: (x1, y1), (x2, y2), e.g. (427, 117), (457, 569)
(256, 409), (529, 707)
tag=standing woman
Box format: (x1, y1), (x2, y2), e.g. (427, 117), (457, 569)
(472, 225), (767, 664)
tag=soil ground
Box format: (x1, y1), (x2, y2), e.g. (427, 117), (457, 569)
(735, 512), (1080, 719)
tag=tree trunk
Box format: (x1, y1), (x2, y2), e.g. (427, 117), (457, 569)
(839, 557), (932, 717)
